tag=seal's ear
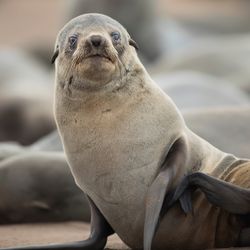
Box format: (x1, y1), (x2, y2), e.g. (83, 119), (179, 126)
(129, 38), (139, 50)
(51, 47), (59, 64)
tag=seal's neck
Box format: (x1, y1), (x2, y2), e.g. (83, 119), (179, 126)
(56, 55), (149, 102)
(184, 128), (228, 174)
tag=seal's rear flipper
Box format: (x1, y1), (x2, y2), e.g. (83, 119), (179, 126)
(144, 137), (189, 250)
(0, 197), (114, 250)
(172, 172), (250, 215)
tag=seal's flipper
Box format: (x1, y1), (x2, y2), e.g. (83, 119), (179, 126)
(144, 167), (173, 250)
(144, 137), (188, 250)
(172, 172), (250, 214)
(0, 197), (114, 250)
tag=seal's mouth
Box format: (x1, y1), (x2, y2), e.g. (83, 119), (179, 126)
(73, 47), (117, 66)
(85, 53), (113, 63)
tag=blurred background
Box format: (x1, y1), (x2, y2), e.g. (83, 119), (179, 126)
(0, 0), (250, 248)
(1, 0), (250, 143)
(1, 0), (250, 146)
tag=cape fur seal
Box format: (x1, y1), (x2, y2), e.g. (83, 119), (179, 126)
(4, 13), (250, 250)
(0, 152), (90, 224)
(0, 95), (55, 145)
(0, 131), (89, 224)
(151, 35), (250, 94)
(0, 131), (62, 162)
(184, 107), (250, 158)
(152, 71), (250, 111)
(0, 50), (55, 145)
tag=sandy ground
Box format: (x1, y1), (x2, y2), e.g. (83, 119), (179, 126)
(0, 222), (249, 250)
(0, 222), (129, 250)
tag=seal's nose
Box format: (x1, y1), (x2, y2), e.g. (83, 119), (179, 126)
(90, 35), (103, 47)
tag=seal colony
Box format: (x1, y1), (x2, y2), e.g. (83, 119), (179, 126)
(3, 13), (250, 250)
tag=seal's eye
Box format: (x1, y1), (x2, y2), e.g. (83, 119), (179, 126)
(68, 34), (78, 50)
(111, 32), (121, 42)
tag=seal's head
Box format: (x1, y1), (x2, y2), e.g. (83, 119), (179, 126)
(52, 13), (139, 91)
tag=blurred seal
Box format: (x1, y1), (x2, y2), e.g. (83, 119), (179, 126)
(0, 152), (90, 224)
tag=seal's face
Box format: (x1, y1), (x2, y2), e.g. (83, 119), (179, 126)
(52, 13), (139, 91)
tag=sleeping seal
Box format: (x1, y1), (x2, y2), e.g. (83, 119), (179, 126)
(3, 13), (250, 250)
(0, 152), (90, 224)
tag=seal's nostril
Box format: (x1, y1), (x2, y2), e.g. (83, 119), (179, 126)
(90, 35), (102, 47)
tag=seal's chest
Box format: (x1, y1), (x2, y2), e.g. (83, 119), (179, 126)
(61, 103), (171, 201)
(61, 110), (164, 205)
(67, 131), (159, 205)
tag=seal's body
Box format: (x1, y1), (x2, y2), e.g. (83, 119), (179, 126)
(55, 66), (248, 249)
(56, 75), (186, 247)
(53, 13), (250, 250)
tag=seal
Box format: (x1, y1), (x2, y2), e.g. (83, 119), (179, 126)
(0, 49), (56, 145)
(3, 13), (250, 250)
(0, 94), (55, 145)
(184, 107), (250, 158)
(0, 131), (62, 162)
(152, 71), (250, 111)
(0, 152), (90, 224)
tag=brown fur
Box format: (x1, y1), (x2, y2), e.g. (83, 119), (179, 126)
(54, 14), (250, 249)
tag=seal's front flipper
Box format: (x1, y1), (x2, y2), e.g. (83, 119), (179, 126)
(1, 197), (114, 250)
(173, 172), (250, 214)
(144, 137), (189, 250)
